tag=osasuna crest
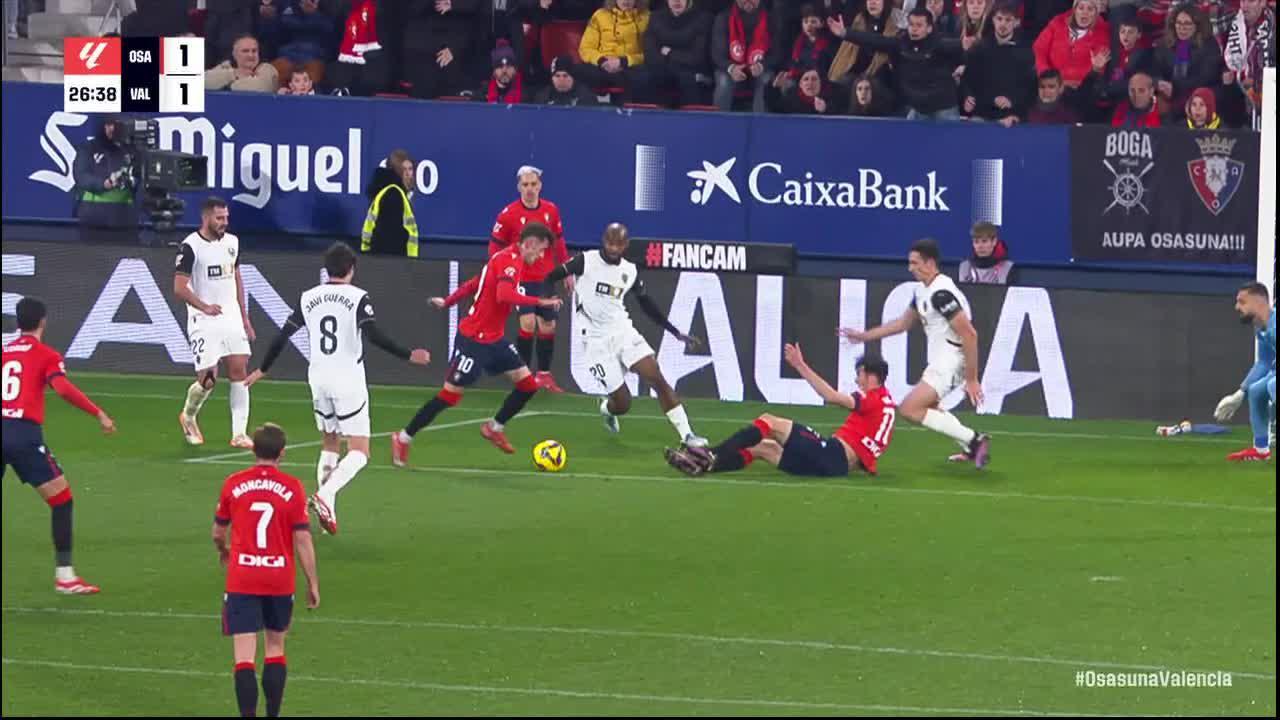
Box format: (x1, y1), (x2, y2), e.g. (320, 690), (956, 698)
(1186, 134), (1243, 216)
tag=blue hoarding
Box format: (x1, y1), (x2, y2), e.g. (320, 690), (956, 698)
(3, 81), (1070, 262)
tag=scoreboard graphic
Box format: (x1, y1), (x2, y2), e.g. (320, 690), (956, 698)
(64, 37), (203, 114)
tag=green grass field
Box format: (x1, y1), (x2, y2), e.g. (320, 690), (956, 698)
(2, 372), (1275, 716)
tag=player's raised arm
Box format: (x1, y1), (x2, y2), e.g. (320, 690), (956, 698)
(783, 343), (857, 410)
(839, 307), (919, 343)
(627, 277), (701, 349)
(433, 274), (481, 309)
(355, 295), (430, 365)
(544, 254), (586, 285)
(174, 245), (221, 316)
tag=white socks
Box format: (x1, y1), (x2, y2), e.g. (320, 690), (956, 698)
(229, 381), (250, 437)
(666, 405), (694, 440)
(922, 408), (977, 447)
(55, 566), (76, 582)
(183, 381), (212, 418)
(317, 450), (340, 489)
(317, 451), (368, 509)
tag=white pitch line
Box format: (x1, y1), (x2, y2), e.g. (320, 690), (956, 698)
(0, 657), (1134, 716)
(81, 392), (1248, 445)
(181, 413), (548, 464)
(5, 607), (1272, 682)
(179, 457), (1277, 514)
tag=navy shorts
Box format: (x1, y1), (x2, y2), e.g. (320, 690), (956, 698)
(777, 424), (850, 478)
(1, 419), (63, 487)
(222, 592), (294, 636)
(516, 280), (558, 321)
(448, 334), (525, 387)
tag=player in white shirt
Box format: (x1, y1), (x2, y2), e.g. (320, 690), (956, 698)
(245, 243), (430, 534)
(545, 223), (707, 448)
(839, 238), (992, 468)
(174, 197), (256, 448)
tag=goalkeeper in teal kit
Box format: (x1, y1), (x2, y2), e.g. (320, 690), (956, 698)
(1215, 282), (1275, 462)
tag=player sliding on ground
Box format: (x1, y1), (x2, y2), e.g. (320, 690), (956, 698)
(2, 298), (116, 594)
(667, 348), (894, 477)
(175, 197), (257, 449)
(544, 222), (708, 448)
(838, 238), (992, 468)
(246, 243), (430, 535)
(1215, 281), (1275, 461)
(392, 223), (563, 464)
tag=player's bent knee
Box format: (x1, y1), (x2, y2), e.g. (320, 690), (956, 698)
(199, 371), (217, 390)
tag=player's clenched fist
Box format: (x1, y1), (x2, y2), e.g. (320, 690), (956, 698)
(539, 297), (563, 311)
(428, 297), (447, 309)
(97, 411), (117, 434)
(409, 349), (431, 366)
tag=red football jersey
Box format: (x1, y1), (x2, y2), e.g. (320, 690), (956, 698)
(489, 199), (569, 281)
(2, 335), (67, 425)
(832, 386), (896, 473)
(458, 247), (526, 343)
(215, 465), (309, 596)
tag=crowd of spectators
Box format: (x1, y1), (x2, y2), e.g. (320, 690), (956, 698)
(69, 0), (1270, 127)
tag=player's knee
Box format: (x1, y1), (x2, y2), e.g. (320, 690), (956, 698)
(515, 374), (538, 393)
(1249, 378), (1270, 402)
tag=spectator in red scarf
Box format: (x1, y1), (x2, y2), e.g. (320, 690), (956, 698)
(1027, 68), (1082, 122)
(778, 66), (832, 113)
(712, 0), (781, 112)
(1184, 85), (1222, 127)
(775, 3), (836, 93)
(1111, 70), (1163, 126)
(1150, 4), (1222, 120)
(483, 41), (525, 103)
(847, 72), (895, 115)
(958, 222), (1014, 285)
(1034, 0), (1111, 88)
(326, 0), (390, 96)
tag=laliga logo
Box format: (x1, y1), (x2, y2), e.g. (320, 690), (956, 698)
(1186, 134), (1243, 216)
(79, 41), (109, 70)
(688, 158), (741, 205)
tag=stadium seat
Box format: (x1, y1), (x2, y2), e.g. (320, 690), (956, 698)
(521, 22), (540, 67)
(623, 103), (662, 110)
(679, 104), (719, 112)
(540, 20), (586, 69)
(188, 8), (207, 36)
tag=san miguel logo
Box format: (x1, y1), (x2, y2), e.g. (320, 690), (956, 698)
(1187, 134), (1244, 216)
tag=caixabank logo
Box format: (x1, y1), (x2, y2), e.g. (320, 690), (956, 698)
(633, 144), (1006, 222)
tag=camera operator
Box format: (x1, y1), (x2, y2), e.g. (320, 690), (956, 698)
(72, 116), (140, 245)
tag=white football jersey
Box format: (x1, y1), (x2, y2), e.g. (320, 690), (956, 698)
(176, 231), (243, 329)
(573, 250), (639, 336)
(294, 282), (374, 386)
(913, 273), (972, 361)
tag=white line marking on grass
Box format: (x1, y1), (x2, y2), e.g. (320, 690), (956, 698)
(180, 457), (1277, 514)
(0, 658), (1142, 716)
(1090, 576), (1126, 583)
(5, 608), (1273, 682)
(182, 413), (548, 464)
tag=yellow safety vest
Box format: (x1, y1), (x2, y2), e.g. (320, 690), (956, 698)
(361, 184), (419, 257)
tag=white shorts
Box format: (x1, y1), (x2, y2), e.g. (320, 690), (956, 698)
(582, 327), (654, 395)
(310, 382), (371, 438)
(920, 350), (965, 399)
(189, 324), (250, 372)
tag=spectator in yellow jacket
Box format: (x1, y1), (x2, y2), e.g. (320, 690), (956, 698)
(577, 0), (650, 100)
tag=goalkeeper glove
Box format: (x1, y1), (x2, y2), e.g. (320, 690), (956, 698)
(1214, 389), (1245, 422)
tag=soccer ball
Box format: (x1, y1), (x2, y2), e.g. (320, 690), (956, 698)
(532, 440), (567, 472)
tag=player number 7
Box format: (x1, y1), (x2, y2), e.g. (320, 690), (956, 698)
(250, 501), (274, 550)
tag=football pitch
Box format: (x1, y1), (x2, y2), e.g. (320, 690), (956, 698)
(2, 372), (1275, 716)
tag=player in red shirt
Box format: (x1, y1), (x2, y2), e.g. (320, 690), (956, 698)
(392, 223), (563, 462)
(667, 348), (895, 477)
(2, 298), (116, 594)
(212, 423), (319, 719)
(489, 166), (572, 392)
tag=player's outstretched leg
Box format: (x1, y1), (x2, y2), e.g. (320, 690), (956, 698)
(311, 436), (370, 535)
(1229, 374), (1275, 461)
(482, 372), (539, 454)
(900, 384), (990, 469)
(34, 475), (99, 595)
(261, 631), (288, 717)
(227, 355), (253, 449)
(180, 370), (216, 446)
(393, 387), (462, 467)
(632, 356), (706, 447)
(668, 415), (788, 476)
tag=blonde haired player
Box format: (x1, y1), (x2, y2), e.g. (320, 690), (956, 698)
(175, 197), (256, 448)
